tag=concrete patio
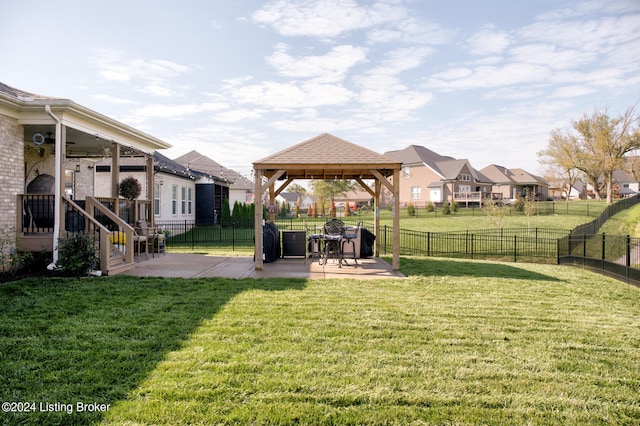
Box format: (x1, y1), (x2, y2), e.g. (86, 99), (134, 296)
(123, 253), (405, 280)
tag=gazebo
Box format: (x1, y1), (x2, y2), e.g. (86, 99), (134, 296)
(252, 133), (402, 271)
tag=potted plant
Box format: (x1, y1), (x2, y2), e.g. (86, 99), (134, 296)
(119, 176), (142, 200)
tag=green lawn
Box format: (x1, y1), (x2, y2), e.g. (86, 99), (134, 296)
(1, 259), (638, 425)
(598, 202), (640, 237)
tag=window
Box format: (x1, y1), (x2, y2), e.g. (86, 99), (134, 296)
(181, 187), (186, 215)
(153, 183), (160, 216)
(187, 188), (192, 215)
(411, 186), (421, 199)
(171, 185), (177, 215)
(459, 185), (471, 193)
(403, 166), (410, 178)
(459, 174), (471, 181)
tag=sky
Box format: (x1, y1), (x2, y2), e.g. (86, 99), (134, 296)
(2, 0), (640, 181)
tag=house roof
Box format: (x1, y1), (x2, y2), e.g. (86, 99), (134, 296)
(253, 133), (401, 180)
(174, 150), (254, 190)
(154, 151), (195, 180)
(384, 145), (492, 183)
(384, 145), (453, 167)
(278, 192), (304, 203)
(0, 82), (171, 155)
(480, 164), (549, 186)
(508, 168), (548, 186)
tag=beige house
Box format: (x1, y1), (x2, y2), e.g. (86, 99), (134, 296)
(0, 82), (171, 275)
(480, 165), (549, 201)
(384, 145), (493, 207)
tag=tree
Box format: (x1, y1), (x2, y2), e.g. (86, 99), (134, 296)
(542, 105), (640, 204)
(483, 197), (508, 229)
(221, 198), (231, 225)
(287, 183), (307, 195)
(538, 128), (582, 201)
(310, 179), (355, 214)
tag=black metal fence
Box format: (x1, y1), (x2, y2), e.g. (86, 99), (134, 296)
(570, 194), (640, 236)
(377, 226), (567, 262)
(156, 196), (640, 286)
(157, 218), (567, 263)
(559, 233), (640, 286)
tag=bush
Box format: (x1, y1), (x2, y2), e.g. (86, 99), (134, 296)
(442, 201), (451, 215)
(57, 233), (96, 277)
(407, 202), (416, 216)
(451, 200), (459, 213)
(426, 202), (435, 212)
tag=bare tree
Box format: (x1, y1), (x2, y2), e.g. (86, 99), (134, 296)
(540, 105), (640, 204)
(538, 129), (582, 201)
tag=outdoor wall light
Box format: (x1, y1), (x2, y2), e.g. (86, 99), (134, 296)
(75, 164), (80, 173)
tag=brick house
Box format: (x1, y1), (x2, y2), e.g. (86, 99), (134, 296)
(479, 164), (549, 201)
(0, 82), (171, 274)
(384, 145), (493, 207)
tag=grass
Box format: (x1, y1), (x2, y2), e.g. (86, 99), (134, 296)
(1, 259), (639, 425)
(598, 202), (640, 237)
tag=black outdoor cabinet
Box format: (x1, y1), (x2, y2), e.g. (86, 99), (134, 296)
(281, 230), (306, 258)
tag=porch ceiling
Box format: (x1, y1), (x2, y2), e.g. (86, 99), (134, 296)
(24, 124), (119, 157)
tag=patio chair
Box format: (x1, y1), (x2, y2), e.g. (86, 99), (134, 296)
(304, 221), (324, 264)
(322, 218), (345, 267)
(135, 220), (156, 259)
(341, 221), (361, 266)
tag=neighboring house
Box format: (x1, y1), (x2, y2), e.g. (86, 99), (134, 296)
(151, 152), (198, 222)
(95, 151), (236, 224)
(174, 150), (254, 210)
(548, 179), (586, 200)
(384, 145), (493, 207)
(93, 152), (197, 224)
(334, 186), (374, 210)
(276, 192), (305, 214)
(480, 165), (549, 201)
(588, 170), (640, 199)
(0, 82), (171, 275)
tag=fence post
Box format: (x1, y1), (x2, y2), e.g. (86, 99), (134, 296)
(466, 230), (469, 255)
(383, 225), (387, 255)
(427, 232), (430, 257)
(626, 235), (631, 267)
(514, 235), (517, 262)
(470, 233), (474, 259)
(232, 221), (235, 251)
(602, 233), (606, 270)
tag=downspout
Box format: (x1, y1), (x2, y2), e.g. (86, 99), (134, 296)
(45, 105), (62, 268)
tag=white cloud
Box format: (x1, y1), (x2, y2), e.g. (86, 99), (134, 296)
(551, 85), (597, 98)
(89, 49), (190, 96)
(92, 94), (138, 104)
(266, 43), (367, 82)
(428, 63), (552, 91)
(212, 108), (267, 123)
(366, 17), (455, 45)
(228, 80), (356, 109)
(252, 0), (406, 38)
(130, 102), (229, 119)
(508, 43), (596, 70)
(372, 46), (434, 75)
(467, 27), (512, 56)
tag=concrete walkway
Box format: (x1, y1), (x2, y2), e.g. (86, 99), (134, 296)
(124, 253), (404, 280)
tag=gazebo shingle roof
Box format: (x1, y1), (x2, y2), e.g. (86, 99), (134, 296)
(253, 133), (401, 180)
